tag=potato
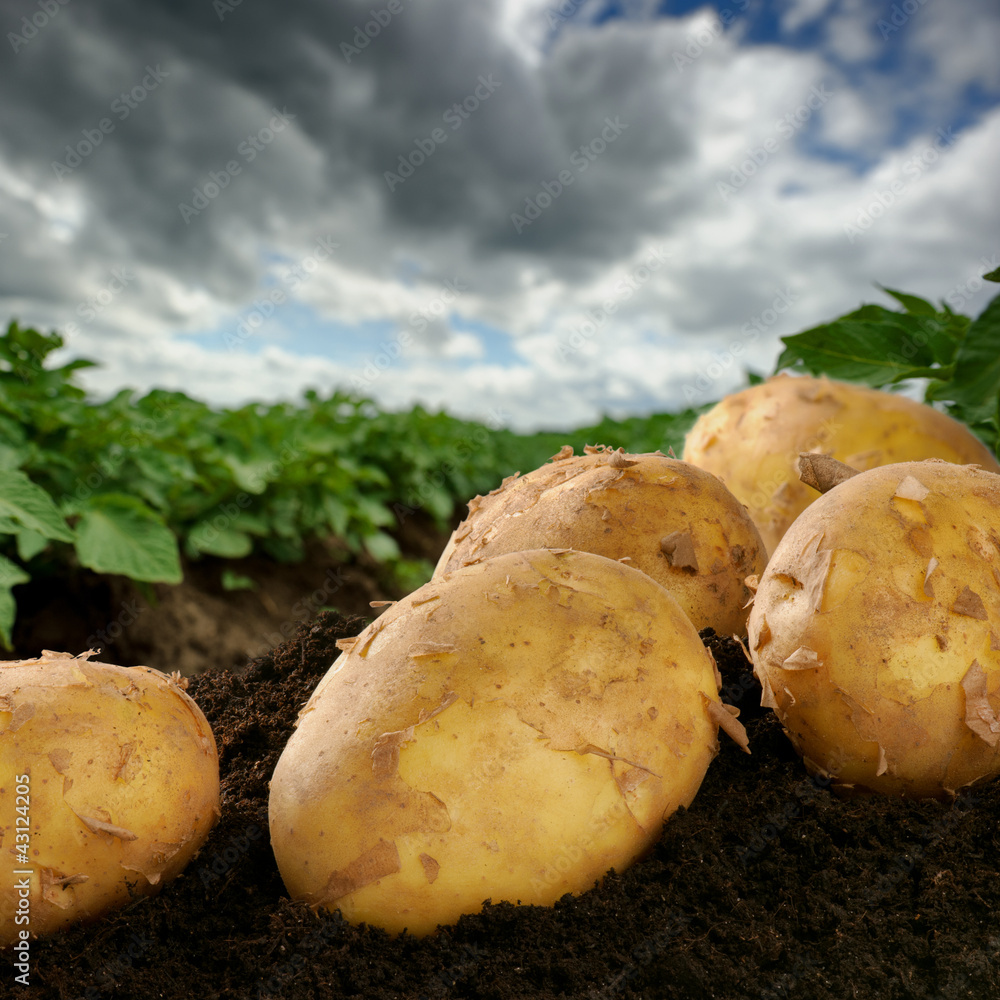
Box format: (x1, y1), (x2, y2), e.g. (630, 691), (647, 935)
(269, 548), (744, 936)
(748, 460), (1000, 798)
(682, 374), (1000, 554)
(1, 651), (220, 945)
(433, 445), (767, 636)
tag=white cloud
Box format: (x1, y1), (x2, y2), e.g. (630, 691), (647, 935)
(780, 0), (836, 35)
(908, 0), (1000, 94)
(823, 0), (881, 64)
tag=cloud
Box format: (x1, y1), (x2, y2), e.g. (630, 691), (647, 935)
(0, 0), (998, 432)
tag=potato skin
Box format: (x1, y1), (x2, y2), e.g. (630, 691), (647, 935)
(1, 652), (220, 945)
(269, 549), (727, 936)
(748, 461), (1000, 798)
(683, 374), (1000, 554)
(433, 447), (767, 636)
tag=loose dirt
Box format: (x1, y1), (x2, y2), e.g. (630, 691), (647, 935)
(22, 617), (1000, 999)
(10, 513), (452, 677)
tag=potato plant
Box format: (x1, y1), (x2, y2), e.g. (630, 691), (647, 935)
(0, 321), (699, 650)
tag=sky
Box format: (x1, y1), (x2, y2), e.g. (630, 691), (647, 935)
(1, 0), (998, 431)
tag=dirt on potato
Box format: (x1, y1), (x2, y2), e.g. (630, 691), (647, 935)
(21, 611), (1000, 1000)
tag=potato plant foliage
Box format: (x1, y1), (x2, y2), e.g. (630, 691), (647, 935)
(0, 323), (701, 648)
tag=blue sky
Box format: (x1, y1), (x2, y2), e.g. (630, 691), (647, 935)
(1, 0), (998, 429)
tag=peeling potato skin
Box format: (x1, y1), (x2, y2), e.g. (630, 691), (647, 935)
(0, 652), (220, 945)
(748, 461), (1000, 799)
(269, 549), (725, 937)
(433, 446), (767, 636)
(682, 374), (1000, 555)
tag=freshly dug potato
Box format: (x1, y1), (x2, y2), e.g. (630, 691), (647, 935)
(748, 460), (1000, 798)
(1, 651), (220, 945)
(433, 445), (767, 636)
(683, 374), (1000, 554)
(269, 548), (745, 936)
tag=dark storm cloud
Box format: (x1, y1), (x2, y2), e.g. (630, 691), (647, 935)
(0, 0), (694, 313)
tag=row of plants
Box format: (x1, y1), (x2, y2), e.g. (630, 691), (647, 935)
(0, 323), (705, 647)
(0, 270), (996, 648)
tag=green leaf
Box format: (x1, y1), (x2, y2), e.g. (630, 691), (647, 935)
(16, 528), (49, 562)
(416, 485), (454, 523)
(0, 441), (27, 470)
(356, 496), (396, 529)
(74, 494), (182, 583)
(363, 530), (400, 563)
(775, 305), (957, 386)
(390, 557), (433, 594)
(984, 267), (1000, 283)
(261, 535), (304, 563)
(878, 286), (937, 316)
(222, 455), (274, 494)
(321, 495), (350, 538)
(927, 291), (1000, 433)
(221, 569), (256, 591)
(0, 470), (74, 541)
(0, 553), (30, 649)
(186, 521), (253, 559)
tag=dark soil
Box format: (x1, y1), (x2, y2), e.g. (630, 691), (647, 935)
(22, 619), (1000, 1000)
(9, 512), (454, 677)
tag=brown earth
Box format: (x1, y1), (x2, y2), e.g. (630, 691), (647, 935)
(20, 620), (1000, 999)
(9, 512), (451, 675)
